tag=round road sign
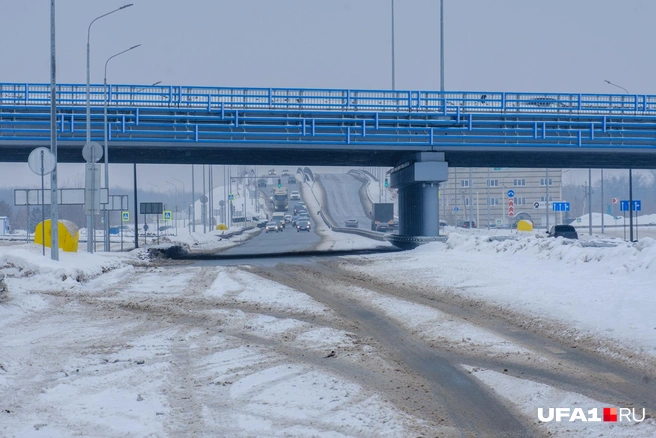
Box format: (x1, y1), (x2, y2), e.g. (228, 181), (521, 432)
(27, 147), (56, 176)
(82, 141), (103, 163)
(533, 201), (540, 209)
(507, 189), (515, 198)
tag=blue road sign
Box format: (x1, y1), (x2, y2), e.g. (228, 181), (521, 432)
(619, 200), (629, 212)
(619, 200), (640, 211)
(122, 212), (129, 222)
(163, 210), (172, 220)
(454, 207), (459, 212)
(551, 202), (570, 212)
(228, 194), (235, 201)
(507, 190), (515, 198)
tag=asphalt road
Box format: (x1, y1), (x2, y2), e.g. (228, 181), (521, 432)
(219, 180), (321, 256)
(316, 173), (371, 230)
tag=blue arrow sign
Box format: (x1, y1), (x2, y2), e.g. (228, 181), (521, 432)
(507, 190), (515, 198)
(619, 200), (630, 212)
(633, 200), (641, 211)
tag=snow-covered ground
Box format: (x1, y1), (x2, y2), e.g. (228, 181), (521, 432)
(1, 213), (656, 435)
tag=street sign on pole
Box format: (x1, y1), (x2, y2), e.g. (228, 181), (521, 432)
(612, 197), (618, 204)
(122, 212), (130, 222)
(507, 190), (515, 198)
(163, 210), (172, 220)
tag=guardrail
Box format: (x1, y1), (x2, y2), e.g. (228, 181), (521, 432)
(1, 82), (655, 116)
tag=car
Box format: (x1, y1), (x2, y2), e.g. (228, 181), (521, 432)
(284, 214), (293, 223)
(257, 178), (267, 187)
(257, 219), (269, 228)
(457, 220), (476, 229)
(293, 214), (310, 227)
(282, 169), (290, 177)
(288, 175), (297, 184)
(265, 221), (279, 233)
(344, 219), (359, 228)
(375, 223), (390, 232)
(547, 225), (578, 239)
(268, 169), (276, 176)
(290, 191), (301, 201)
(294, 207), (308, 216)
(296, 220), (311, 232)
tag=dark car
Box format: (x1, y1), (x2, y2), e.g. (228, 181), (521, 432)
(375, 223), (390, 232)
(296, 220), (311, 232)
(256, 219), (268, 228)
(257, 178), (267, 187)
(344, 219), (359, 228)
(288, 175), (297, 184)
(548, 225), (578, 239)
(457, 220), (476, 229)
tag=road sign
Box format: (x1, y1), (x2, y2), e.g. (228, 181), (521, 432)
(619, 200), (640, 211)
(28, 148), (56, 176)
(82, 141), (103, 163)
(533, 201), (540, 209)
(552, 202), (570, 212)
(496, 219), (503, 225)
(228, 194), (235, 201)
(508, 211), (515, 217)
(163, 210), (172, 220)
(577, 217), (582, 223)
(122, 212), (130, 222)
(612, 197), (618, 204)
(507, 190), (515, 198)
(454, 207), (459, 212)
(508, 199), (514, 207)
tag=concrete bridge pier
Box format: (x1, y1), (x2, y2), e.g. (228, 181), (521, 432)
(389, 152), (448, 238)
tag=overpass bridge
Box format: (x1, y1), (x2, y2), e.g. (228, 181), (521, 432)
(2, 82), (655, 239)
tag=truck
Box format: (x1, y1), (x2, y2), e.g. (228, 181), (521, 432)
(273, 188), (289, 212)
(370, 203), (394, 231)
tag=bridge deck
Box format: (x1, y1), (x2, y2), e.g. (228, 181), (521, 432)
(1, 83), (656, 168)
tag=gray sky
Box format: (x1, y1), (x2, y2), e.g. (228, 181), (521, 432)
(1, 0), (655, 189)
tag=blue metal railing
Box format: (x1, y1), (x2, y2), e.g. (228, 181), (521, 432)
(1, 82), (655, 115)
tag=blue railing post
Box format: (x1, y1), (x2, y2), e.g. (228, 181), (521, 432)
(468, 113), (473, 131)
(430, 127), (434, 146)
(135, 107), (140, 125)
(375, 112), (379, 129)
(195, 124), (199, 142)
(24, 83), (28, 105)
(121, 115), (126, 133)
(311, 118), (316, 136)
(590, 123), (594, 139)
(542, 122), (546, 139)
(206, 94), (211, 111)
(268, 88), (272, 108)
(168, 86), (173, 106)
(71, 113), (75, 133)
(533, 122), (538, 139)
(346, 126), (351, 144)
(577, 94), (582, 112)
(302, 118), (306, 136)
(456, 106), (460, 123)
(501, 93), (506, 112)
(602, 116), (607, 132)
(578, 130), (582, 147)
(220, 102), (225, 119)
(361, 119), (366, 137)
(235, 110), (239, 127)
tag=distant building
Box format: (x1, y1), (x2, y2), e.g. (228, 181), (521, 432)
(440, 168), (563, 229)
(0, 216), (9, 235)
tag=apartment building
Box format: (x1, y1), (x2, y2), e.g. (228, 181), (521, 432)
(439, 167), (563, 229)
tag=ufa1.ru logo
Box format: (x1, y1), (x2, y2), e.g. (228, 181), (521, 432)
(537, 407), (645, 422)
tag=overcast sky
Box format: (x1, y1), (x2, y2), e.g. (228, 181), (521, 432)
(1, 0), (654, 190)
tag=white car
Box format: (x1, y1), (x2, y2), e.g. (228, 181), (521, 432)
(290, 191), (301, 201)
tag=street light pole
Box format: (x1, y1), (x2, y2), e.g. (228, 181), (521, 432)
(103, 44), (141, 251)
(86, 3), (133, 254)
(391, 0), (396, 90)
(86, 3), (133, 143)
(604, 79), (629, 95)
(50, 0), (59, 261)
(440, 0), (445, 92)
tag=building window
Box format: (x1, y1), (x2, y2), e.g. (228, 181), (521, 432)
(513, 178), (526, 186)
(540, 196), (554, 202)
(461, 180), (470, 188)
(540, 178), (553, 186)
(488, 197), (499, 206)
(515, 197), (526, 205)
(464, 197), (470, 206)
(487, 179), (499, 187)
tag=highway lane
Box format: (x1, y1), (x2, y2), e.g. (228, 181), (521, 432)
(219, 180), (321, 256)
(316, 173), (371, 230)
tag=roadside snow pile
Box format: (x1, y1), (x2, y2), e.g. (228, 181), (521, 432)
(0, 245), (129, 287)
(445, 234), (656, 275)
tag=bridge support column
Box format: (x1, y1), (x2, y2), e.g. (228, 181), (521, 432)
(389, 152), (448, 238)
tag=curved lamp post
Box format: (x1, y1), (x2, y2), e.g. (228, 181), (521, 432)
(102, 44), (141, 251)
